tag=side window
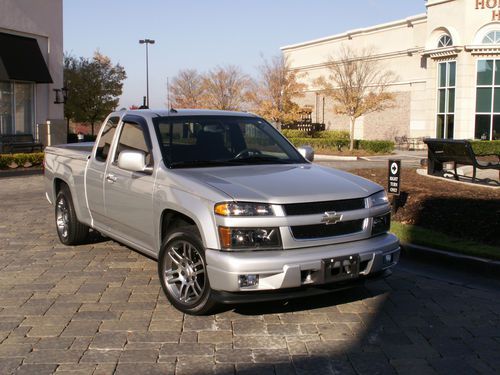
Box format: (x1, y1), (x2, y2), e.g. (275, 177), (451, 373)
(114, 122), (153, 166)
(95, 117), (119, 162)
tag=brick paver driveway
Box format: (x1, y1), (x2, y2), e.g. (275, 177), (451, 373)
(0, 175), (499, 375)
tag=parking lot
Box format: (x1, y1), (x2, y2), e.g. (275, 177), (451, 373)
(0, 175), (499, 375)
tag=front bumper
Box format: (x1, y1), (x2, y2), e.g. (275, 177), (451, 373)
(206, 233), (399, 293)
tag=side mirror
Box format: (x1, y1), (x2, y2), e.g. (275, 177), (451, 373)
(298, 145), (314, 162)
(117, 150), (153, 174)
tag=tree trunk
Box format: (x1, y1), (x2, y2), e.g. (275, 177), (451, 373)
(91, 122), (95, 136)
(349, 116), (356, 151)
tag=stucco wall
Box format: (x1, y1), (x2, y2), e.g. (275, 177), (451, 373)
(0, 0), (65, 145)
(282, 0), (500, 141)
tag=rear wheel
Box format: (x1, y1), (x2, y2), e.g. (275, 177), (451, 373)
(55, 184), (89, 245)
(158, 226), (216, 315)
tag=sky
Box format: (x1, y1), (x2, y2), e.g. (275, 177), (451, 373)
(63, 0), (426, 109)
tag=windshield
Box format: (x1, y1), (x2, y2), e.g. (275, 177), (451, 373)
(153, 115), (306, 168)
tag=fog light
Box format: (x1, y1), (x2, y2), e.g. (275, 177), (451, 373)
(238, 274), (259, 288)
(383, 253), (393, 265)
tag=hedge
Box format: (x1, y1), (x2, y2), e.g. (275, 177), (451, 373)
(281, 129), (350, 140)
(470, 140), (500, 156)
(287, 137), (349, 151)
(0, 152), (44, 169)
(357, 140), (394, 153)
(288, 137), (394, 154)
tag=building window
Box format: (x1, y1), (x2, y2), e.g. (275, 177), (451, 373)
(438, 35), (453, 48)
(475, 60), (500, 140)
(0, 81), (35, 135)
(436, 61), (456, 139)
(482, 31), (500, 44)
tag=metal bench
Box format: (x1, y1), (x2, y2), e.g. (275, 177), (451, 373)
(423, 138), (499, 182)
(0, 134), (43, 154)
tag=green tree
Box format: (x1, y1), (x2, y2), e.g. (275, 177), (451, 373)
(64, 51), (126, 135)
(315, 46), (396, 150)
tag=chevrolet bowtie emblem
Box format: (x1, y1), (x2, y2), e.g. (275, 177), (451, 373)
(321, 211), (343, 225)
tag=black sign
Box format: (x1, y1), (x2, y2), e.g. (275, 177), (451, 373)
(388, 159), (401, 195)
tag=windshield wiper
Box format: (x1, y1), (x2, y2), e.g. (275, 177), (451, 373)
(228, 156), (295, 164)
(169, 160), (234, 168)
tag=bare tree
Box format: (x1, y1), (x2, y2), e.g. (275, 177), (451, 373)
(168, 69), (205, 108)
(202, 65), (251, 110)
(316, 46), (396, 150)
(252, 55), (306, 124)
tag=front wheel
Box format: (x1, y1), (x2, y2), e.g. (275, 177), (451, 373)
(158, 226), (217, 315)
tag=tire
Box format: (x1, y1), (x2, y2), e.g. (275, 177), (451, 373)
(55, 184), (89, 245)
(158, 226), (217, 315)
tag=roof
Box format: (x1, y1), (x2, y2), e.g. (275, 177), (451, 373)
(281, 14), (427, 51)
(119, 109), (259, 118)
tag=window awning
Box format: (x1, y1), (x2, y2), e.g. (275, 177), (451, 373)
(0, 32), (53, 83)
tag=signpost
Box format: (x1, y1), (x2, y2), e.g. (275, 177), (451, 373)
(388, 160), (401, 195)
(388, 160), (401, 212)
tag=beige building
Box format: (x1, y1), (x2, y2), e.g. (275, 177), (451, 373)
(282, 0), (500, 141)
(0, 0), (65, 146)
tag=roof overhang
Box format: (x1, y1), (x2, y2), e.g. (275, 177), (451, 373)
(0, 32), (53, 83)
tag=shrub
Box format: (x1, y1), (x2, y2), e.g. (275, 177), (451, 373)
(0, 152), (44, 169)
(357, 140), (395, 153)
(281, 129), (309, 138)
(316, 130), (350, 140)
(470, 140), (500, 156)
(287, 137), (349, 151)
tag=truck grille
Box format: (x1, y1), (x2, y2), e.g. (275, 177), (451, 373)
(291, 219), (365, 239)
(283, 198), (365, 216)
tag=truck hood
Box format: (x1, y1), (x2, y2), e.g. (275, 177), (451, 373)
(173, 164), (382, 204)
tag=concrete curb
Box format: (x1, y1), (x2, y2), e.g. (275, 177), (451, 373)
(0, 168), (43, 178)
(401, 242), (500, 279)
(315, 154), (358, 161)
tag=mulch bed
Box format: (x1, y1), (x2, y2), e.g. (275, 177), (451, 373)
(353, 169), (500, 247)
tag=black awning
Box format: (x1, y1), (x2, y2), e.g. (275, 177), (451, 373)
(0, 32), (53, 83)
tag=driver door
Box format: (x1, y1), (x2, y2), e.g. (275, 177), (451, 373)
(103, 119), (156, 251)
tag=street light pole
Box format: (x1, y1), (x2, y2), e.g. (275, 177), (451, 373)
(139, 38), (155, 108)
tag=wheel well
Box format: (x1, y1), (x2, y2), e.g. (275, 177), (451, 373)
(54, 178), (67, 196)
(161, 209), (197, 240)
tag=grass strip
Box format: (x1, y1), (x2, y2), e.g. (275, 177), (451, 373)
(391, 221), (500, 261)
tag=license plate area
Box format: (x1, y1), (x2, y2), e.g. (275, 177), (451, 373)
(322, 254), (360, 282)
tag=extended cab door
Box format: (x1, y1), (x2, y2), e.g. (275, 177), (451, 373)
(103, 116), (156, 251)
(86, 116), (120, 225)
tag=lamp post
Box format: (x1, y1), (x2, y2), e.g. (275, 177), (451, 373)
(139, 38), (155, 108)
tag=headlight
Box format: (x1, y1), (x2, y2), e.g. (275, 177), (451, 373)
(218, 226), (282, 250)
(369, 190), (389, 207)
(214, 202), (274, 216)
(372, 213), (391, 236)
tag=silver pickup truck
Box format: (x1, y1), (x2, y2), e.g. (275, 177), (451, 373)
(44, 109), (399, 314)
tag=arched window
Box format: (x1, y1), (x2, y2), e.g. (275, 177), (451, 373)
(437, 35), (453, 48)
(482, 30), (500, 44)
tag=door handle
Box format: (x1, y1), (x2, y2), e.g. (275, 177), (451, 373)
(106, 174), (117, 183)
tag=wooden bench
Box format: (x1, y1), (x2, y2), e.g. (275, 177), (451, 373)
(423, 138), (499, 182)
(0, 134), (43, 154)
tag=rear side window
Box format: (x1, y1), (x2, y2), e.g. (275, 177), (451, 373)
(95, 117), (119, 162)
(114, 122), (153, 166)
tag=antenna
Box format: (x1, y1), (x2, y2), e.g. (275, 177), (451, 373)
(167, 77), (170, 109)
